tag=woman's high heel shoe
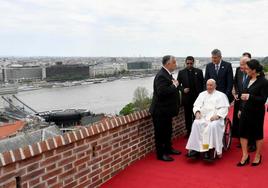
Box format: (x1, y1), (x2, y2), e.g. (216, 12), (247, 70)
(237, 155), (250, 166)
(251, 155), (262, 166)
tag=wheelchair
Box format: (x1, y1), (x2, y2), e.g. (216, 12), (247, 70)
(210, 116), (233, 159)
(187, 116), (233, 160)
(223, 117), (232, 151)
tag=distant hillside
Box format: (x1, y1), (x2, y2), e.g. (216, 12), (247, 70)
(261, 57), (268, 65)
(261, 57), (268, 72)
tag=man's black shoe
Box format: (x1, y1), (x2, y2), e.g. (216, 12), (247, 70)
(157, 154), (174, 162)
(167, 149), (182, 155)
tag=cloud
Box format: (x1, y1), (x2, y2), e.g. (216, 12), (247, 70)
(0, 0), (267, 56)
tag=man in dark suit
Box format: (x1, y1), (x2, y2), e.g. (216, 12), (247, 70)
(177, 56), (204, 137)
(205, 49), (233, 102)
(233, 56), (250, 138)
(149, 55), (181, 162)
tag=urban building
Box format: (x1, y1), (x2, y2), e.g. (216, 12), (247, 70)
(45, 64), (90, 81)
(127, 61), (152, 71)
(3, 65), (42, 83)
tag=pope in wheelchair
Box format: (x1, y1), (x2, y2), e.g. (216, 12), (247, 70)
(186, 79), (230, 161)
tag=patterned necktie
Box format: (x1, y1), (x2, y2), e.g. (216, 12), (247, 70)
(242, 73), (248, 89)
(215, 64), (219, 75)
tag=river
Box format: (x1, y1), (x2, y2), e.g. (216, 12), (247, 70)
(17, 77), (155, 115)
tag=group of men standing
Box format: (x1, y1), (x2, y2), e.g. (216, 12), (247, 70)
(150, 49), (252, 162)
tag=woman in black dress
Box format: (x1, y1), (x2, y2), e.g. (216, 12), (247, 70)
(237, 59), (268, 166)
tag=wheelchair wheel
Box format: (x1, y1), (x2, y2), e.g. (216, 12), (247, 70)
(223, 118), (232, 151)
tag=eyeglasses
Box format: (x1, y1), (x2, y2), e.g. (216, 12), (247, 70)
(186, 62), (193, 65)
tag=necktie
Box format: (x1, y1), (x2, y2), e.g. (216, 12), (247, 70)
(215, 64), (219, 75)
(242, 73), (248, 89)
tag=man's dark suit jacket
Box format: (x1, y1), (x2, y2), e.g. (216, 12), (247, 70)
(234, 67), (243, 95)
(177, 68), (204, 105)
(234, 67), (248, 97)
(149, 67), (180, 118)
(205, 60), (233, 100)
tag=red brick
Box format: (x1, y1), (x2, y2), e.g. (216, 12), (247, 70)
(54, 135), (64, 148)
(43, 150), (54, 158)
(46, 163), (56, 172)
(27, 162), (39, 172)
(74, 156), (89, 166)
(111, 157), (122, 167)
(2, 151), (13, 166)
(22, 146), (32, 159)
(2, 163), (16, 173)
(47, 177), (57, 185)
(73, 144), (89, 154)
(29, 178), (40, 187)
(58, 156), (76, 167)
(74, 168), (91, 179)
(55, 143), (74, 154)
(79, 175), (88, 184)
(12, 149), (22, 162)
(63, 177), (73, 185)
(63, 181), (78, 188)
(75, 179), (91, 188)
(89, 179), (102, 188)
(21, 169), (45, 181)
(63, 163), (73, 171)
(40, 155), (61, 166)
(39, 141), (49, 153)
(50, 182), (63, 188)
(62, 150), (73, 158)
(58, 168), (76, 180)
(46, 138), (56, 150)
(42, 168), (62, 181)
(1, 179), (16, 188)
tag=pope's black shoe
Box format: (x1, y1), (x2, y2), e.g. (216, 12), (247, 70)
(203, 151), (213, 162)
(157, 154), (174, 162)
(187, 150), (199, 159)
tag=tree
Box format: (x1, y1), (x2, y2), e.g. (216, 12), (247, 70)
(133, 87), (151, 110)
(261, 57), (268, 72)
(119, 87), (152, 115)
(119, 103), (135, 115)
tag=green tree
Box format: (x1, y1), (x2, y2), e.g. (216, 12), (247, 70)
(119, 87), (152, 115)
(119, 103), (135, 115)
(261, 57), (268, 72)
(133, 87), (151, 110)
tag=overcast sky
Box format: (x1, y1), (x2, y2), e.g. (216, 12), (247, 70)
(0, 0), (267, 57)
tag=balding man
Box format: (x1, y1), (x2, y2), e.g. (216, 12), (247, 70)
(232, 56), (250, 138)
(150, 55), (181, 162)
(186, 79), (229, 160)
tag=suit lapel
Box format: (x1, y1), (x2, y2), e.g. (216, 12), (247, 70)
(211, 63), (218, 78)
(217, 61), (225, 77)
(161, 67), (172, 80)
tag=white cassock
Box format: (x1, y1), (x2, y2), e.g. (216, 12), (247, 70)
(186, 90), (229, 155)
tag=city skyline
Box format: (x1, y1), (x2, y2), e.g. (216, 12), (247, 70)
(0, 0), (267, 57)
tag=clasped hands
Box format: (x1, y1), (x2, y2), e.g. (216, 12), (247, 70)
(195, 111), (220, 121)
(233, 93), (250, 101)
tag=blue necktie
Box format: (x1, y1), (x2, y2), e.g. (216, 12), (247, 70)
(242, 73), (248, 89)
(215, 64), (219, 75)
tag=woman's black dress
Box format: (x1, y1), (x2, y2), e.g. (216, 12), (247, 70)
(239, 76), (268, 140)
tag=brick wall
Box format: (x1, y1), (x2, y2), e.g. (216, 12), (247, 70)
(0, 108), (185, 188)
